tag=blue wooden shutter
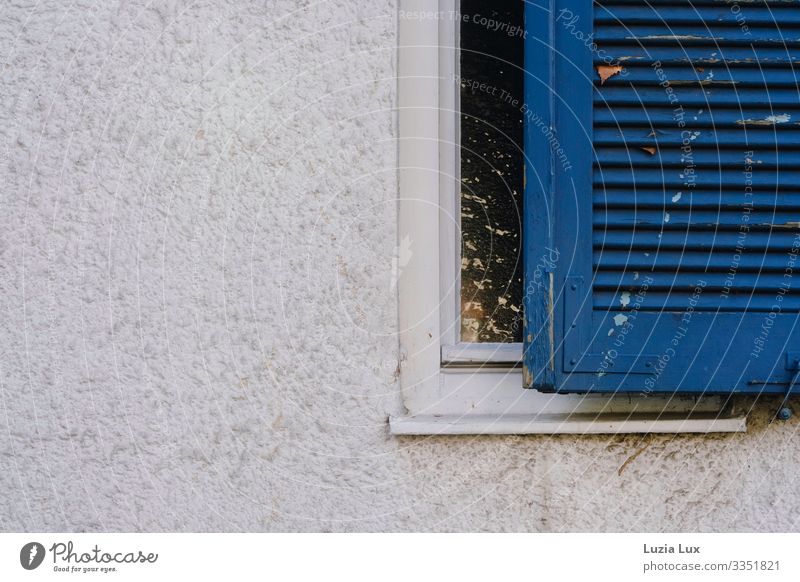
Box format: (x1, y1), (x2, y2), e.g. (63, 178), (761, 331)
(523, 0), (800, 393)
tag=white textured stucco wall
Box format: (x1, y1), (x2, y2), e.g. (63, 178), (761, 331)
(1, 0), (799, 532)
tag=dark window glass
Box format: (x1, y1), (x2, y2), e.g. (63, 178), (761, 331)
(459, 0), (525, 342)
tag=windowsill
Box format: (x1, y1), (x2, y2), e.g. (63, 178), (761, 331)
(390, 367), (746, 435)
(391, 413), (746, 435)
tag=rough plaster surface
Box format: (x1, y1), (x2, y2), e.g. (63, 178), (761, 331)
(1, 0), (799, 532)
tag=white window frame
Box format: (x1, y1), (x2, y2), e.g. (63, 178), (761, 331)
(390, 0), (746, 435)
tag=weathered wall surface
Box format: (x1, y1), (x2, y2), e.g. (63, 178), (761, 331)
(1, 0), (798, 532)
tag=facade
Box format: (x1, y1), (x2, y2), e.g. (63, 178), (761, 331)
(1, 0), (798, 532)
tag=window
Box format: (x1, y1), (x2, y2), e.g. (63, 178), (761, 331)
(392, 0), (747, 435)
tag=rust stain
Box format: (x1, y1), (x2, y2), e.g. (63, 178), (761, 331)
(271, 412), (284, 430)
(597, 64), (624, 85)
(641, 146), (657, 155)
(618, 440), (652, 476)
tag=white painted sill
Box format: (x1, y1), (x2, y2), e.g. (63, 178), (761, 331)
(390, 368), (745, 435)
(391, 414), (746, 435)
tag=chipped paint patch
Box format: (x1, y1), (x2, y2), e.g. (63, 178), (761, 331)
(641, 146), (657, 155)
(766, 114), (791, 123)
(597, 64), (624, 84)
(613, 314), (629, 326)
(663, 212), (670, 223)
(670, 79), (736, 87)
(672, 192), (682, 203)
(636, 35), (717, 41)
(768, 222), (800, 230)
(607, 328), (615, 336)
(737, 113), (791, 126)
(620, 291), (631, 308)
